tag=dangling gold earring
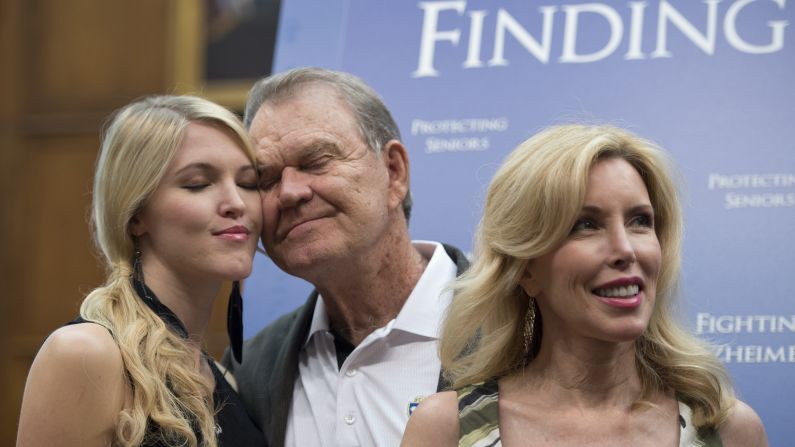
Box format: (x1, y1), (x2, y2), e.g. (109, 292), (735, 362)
(522, 297), (536, 357)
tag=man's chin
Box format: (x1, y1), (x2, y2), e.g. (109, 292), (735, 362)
(274, 252), (345, 282)
(273, 250), (330, 276)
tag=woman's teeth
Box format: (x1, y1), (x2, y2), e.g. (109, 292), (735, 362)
(593, 284), (639, 298)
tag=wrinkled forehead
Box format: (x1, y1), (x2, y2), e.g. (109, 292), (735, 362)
(252, 90), (363, 160)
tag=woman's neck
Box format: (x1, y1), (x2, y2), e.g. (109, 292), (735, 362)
(139, 261), (220, 346)
(519, 335), (642, 409)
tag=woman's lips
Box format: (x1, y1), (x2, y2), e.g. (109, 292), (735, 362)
(214, 225), (250, 241)
(593, 293), (643, 309)
(592, 277), (644, 308)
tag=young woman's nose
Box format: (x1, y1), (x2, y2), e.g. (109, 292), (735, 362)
(219, 182), (247, 218)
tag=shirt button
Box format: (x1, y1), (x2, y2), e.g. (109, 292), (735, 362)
(344, 414), (356, 425)
(345, 368), (358, 377)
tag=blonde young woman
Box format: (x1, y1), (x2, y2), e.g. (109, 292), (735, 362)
(402, 125), (767, 447)
(17, 96), (265, 446)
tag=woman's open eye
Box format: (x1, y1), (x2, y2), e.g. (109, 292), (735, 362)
(629, 212), (654, 228)
(571, 218), (597, 233)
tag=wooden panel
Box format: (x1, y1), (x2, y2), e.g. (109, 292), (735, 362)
(17, 135), (103, 334)
(0, 132), (102, 447)
(22, 0), (171, 114)
(1, 0), (30, 438)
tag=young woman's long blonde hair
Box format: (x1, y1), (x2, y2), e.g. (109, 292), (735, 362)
(81, 95), (256, 446)
(440, 124), (734, 429)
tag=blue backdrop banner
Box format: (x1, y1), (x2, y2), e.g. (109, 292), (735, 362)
(243, 1), (794, 444)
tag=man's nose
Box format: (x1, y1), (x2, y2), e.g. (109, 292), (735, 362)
(277, 167), (313, 208)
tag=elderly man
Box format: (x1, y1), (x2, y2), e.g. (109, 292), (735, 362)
(226, 67), (468, 447)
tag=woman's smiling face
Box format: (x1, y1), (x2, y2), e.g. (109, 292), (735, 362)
(520, 157), (662, 345)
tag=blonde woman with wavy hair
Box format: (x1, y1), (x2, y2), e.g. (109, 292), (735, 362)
(17, 96), (265, 446)
(402, 124), (766, 447)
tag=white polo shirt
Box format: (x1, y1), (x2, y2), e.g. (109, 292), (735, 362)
(284, 241), (458, 447)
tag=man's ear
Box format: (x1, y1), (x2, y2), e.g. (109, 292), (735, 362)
(129, 215), (146, 237)
(381, 139), (409, 211)
(518, 264), (541, 298)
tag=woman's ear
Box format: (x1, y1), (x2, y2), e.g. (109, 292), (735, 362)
(518, 264), (541, 297)
(129, 215), (146, 237)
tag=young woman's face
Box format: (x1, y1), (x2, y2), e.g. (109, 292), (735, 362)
(521, 157), (662, 345)
(132, 122), (262, 284)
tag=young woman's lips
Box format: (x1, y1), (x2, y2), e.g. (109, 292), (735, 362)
(214, 225), (250, 241)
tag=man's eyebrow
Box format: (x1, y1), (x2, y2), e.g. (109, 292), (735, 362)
(257, 139), (347, 175)
(300, 139), (343, 157)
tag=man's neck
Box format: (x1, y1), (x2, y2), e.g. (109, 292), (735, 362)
(316, 238), (429, 346)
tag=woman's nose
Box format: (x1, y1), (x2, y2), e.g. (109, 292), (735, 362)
(606, 227), (637, 269)
(219, 184), (247, 218)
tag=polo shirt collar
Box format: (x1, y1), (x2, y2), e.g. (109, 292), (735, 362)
(392, 241), (457, 338)
(303, 293), (332, 348)
(302, 240), (458, 346)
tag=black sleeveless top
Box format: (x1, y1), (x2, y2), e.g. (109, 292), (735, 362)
(69, 279), (265, 446)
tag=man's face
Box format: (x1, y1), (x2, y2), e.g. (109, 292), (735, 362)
(249, 84), (396, 279)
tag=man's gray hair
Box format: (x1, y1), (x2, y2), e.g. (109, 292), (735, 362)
(244, 67), (412, 220)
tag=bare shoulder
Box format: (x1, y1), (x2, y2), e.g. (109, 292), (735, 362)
(38, 323), (125, 380)
(719, 399), (768, 447)
(48, 321), (119, 353)
(400, 391), (459, 447)
(17, 323), (128, 446)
